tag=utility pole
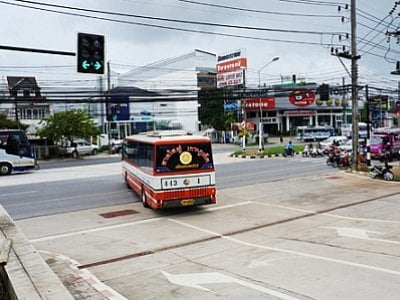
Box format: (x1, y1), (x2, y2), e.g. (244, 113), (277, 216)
(350, 0), (359, 170)
(14, 96), (20, 129)
(365, 85), (371, 167)
(342, 77), (346, 124)
(331, 0), (360, 169)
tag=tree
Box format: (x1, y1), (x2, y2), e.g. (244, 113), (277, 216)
(198, 87), (240, 131)
(36, 109), (101, 143)
(0, 114), (28, 130)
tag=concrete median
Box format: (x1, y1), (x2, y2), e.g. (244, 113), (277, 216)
(0, 205), (73, 300)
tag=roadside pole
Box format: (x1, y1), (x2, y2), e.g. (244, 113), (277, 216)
(365, 85), (371, 167)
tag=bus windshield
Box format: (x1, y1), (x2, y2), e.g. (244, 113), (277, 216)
(156, 143), (214, 173)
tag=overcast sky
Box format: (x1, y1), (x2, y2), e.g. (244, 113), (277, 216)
(0, 0), (399, 93)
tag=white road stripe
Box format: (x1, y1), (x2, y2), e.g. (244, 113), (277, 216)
(169, 218), (400, 276)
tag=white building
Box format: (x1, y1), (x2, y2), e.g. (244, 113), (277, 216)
(111, 49), (216, 134)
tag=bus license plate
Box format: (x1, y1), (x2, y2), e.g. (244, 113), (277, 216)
(181, 199), (195, 206)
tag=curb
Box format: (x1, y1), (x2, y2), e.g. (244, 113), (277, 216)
(232, 152), (302, 159)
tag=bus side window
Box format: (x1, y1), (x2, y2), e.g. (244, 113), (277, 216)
(125, 141), (138, 163)
(6, 136), (18, 155)
(138, 143), (153, 169)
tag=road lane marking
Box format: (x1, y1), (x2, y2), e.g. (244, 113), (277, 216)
(30, 217), (162, 243)
(254, 201), (400, 224)
(162, 271), (300, 300)
(323, 227), (400, 245)
(28, 201), (253, 243)
(0, 190), (38, 198)
(169, 218), (400, 276)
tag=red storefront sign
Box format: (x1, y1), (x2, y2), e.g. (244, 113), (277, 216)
(288, 89), (315, 107)
(242, 98), (276, 111)
(217, 58), (248, 73)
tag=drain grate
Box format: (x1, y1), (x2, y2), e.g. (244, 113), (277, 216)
(99, 209), (138, 219)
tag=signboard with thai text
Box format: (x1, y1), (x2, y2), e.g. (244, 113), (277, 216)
(217, 70), (244, 88)
(216, 49), (247, 88)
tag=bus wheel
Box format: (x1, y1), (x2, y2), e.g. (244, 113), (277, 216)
(0, 163), (12, 175)
(141, 187), (150, 208)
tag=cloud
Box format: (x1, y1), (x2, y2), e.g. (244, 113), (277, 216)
(0, 0), (398, 91)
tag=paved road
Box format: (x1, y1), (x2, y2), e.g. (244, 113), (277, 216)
(9, 153), (400, 300)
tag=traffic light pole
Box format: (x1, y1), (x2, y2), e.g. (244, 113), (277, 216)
(107, 61), (112, 154)
(0, 45), (75, 56)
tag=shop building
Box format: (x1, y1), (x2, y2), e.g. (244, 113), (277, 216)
(242, 82), (350, 135)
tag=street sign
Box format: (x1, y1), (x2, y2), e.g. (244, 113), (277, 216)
(77, 33), (105, 74)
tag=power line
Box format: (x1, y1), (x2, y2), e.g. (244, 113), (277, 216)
(2, 0), (345, 36)
(178, 0), (340, 18)
(277, 0), (344, 6)
(0, 1), (343, 48)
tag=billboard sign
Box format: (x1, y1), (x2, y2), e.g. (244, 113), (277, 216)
(242, 98), (276, 111)
(217, 70), (244, 88)
(217, 58), (247, 73)
(216, 49), (247, 88)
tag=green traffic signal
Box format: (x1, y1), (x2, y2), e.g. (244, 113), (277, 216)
(77, 33), (105, 74)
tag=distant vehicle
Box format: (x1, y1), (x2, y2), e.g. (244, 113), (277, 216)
(296, 125), (335, 142)
(0, 129), (38, 175)
(111, 140), (123, 154)
(339, 139), (353, 152)
(341, 122), (368, 139)
(370, 128), (400, 160)
(59, 141), (98, 158)
(121, 131), (216, 209)
(319, 136), (348, 151)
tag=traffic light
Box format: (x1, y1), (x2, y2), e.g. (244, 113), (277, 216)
(77, 33), (105, 74)
(319, 84), (329, 101)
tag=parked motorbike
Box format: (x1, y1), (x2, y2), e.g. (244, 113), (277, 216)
(283, 147), (294, 157)
(311, 146), (324, 157)
(302, 144), (312, 157)
(369, 162), (394, 181)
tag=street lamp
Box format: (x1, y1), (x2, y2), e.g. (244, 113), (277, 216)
(257, 56), (279, 151)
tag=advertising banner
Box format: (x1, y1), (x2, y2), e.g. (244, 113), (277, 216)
(217, 58), (247, 73)
(242, 98), (276, 110)
(216, 49), (247, 88)
(217, 70), (244, 88)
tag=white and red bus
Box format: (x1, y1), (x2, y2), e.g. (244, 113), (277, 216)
(0, 129), (38, 175)
(121, 131), (216, 209)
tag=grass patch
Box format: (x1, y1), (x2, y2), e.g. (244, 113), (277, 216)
(232, 145), (305, 157)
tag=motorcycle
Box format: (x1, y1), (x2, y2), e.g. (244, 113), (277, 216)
(326, 152), (340, 166)
(334, 151), (352, 169)
(311, 146), (324, 157)
(369, 162), (394, 181)
(302, 144), (313, 157)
